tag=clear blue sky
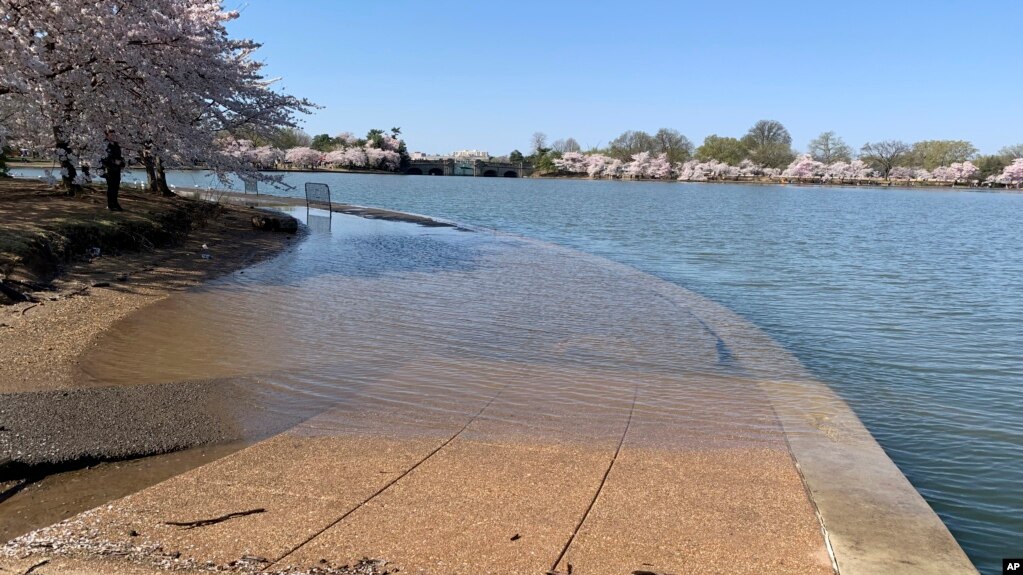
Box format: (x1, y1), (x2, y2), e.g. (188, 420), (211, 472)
(226, 1), (1022, 156)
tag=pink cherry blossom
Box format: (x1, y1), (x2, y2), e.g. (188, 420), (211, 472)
(782, 155), (825, 179)
(996, 158), (1023, 187)
(285, 147), (323, 167)
(0, 0), (313, 189)
(889, 166), (917, 181)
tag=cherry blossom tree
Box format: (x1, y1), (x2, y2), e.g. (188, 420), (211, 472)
(675, 160), (701, 181)
(624, 152), (652, 178)
(603, 159), (624, 178)
(676, 160), (739, 181)
(368, 135), (402, 152)
(339, 148), (368, 168)
(285, 147), (322, 168)
(928, 162), (978, 184)
(252, 146), (284, 169)
(951, 161), (979, 183)
(712, 160), (740, 179)
(648, 153), (673, 179)
(222, 139), (281, 170)
(365, 147), (401, 170)
(0, 0), (314, 193)
(822, 160), (875, 182)
(995, 159), (1023, 188)
(782, 155), (825, 179)
(586, 155), (607, 179)
(888, 166), (917, 181)
(321, 149), (348, 167)
(930, 166), (952, 182)
(736, 160), (762, 177)
(553, 152), (588, 174)
(223, 138), (257, 163)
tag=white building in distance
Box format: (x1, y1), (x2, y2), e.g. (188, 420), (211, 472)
(452, 149), (489, 159)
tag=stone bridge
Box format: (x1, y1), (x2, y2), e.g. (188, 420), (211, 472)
(405, 159), (532, 178)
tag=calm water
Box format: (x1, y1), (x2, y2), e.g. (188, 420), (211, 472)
(14, 168), (1023, 572)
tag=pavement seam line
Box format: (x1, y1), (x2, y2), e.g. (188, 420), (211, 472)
(550, 383), (639, 573)
(262, 385), (507, 571)
(765, 398), (841, 575)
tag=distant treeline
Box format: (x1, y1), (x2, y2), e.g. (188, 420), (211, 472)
(517, 121), (1022, 185)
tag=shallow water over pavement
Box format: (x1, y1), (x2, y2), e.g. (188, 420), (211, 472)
(80, 210), (812, 447)
(15, 209), (859, 574)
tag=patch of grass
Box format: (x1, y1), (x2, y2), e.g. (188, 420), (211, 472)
(0, 185), (216, 284)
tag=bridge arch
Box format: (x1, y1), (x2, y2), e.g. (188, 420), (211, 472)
(503, 170), (518, 178)
(483, 169), (498, 177)
(405, 167), (423, 175)
(428, 168), (444, 176)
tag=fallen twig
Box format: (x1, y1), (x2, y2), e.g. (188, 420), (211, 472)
(163, 508), (265, 529)
(20, 303), (39, 316)
(22, 559), (49, 575)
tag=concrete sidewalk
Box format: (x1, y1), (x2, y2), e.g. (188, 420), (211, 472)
(1, 366), (834, 575)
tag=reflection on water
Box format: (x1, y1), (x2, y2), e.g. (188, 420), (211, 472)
(79, 209), (819, 454)
(306, 212), (333, 234)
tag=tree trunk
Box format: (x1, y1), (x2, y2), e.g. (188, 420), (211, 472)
(143, 143), (174, 197)
(52, 127), (81, 196)
(155, 156), (173, 196)
(142, 146), (158, 194)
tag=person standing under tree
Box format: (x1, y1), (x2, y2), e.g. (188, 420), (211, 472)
(102, 129), (125, 211)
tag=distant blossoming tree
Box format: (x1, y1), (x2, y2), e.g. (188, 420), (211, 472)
(994, 158), (1023, 187)
(340, 147), (368, 168)
(252, 146), (284, 168)
(365, 147), (401, 170)
(782, 155), (825, 179)
(322, 150), (349, 166)
(586, 155), (607, 178)
(285, 147), (322, 167)
(648, 153), (673, 179)
(624, 152), (652, 178)
(553, 152), (589, 174)
(822, 160), (875, 182)
(888, 166), (917, 181)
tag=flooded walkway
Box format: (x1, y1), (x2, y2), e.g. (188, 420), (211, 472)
(0, 209), (974, 574)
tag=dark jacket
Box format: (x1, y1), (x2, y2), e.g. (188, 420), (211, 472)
(103, 141), (125, 176)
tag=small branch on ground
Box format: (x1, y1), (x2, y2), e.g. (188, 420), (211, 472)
(163, 508), (265, 529)
(21, 560), (49, 575)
